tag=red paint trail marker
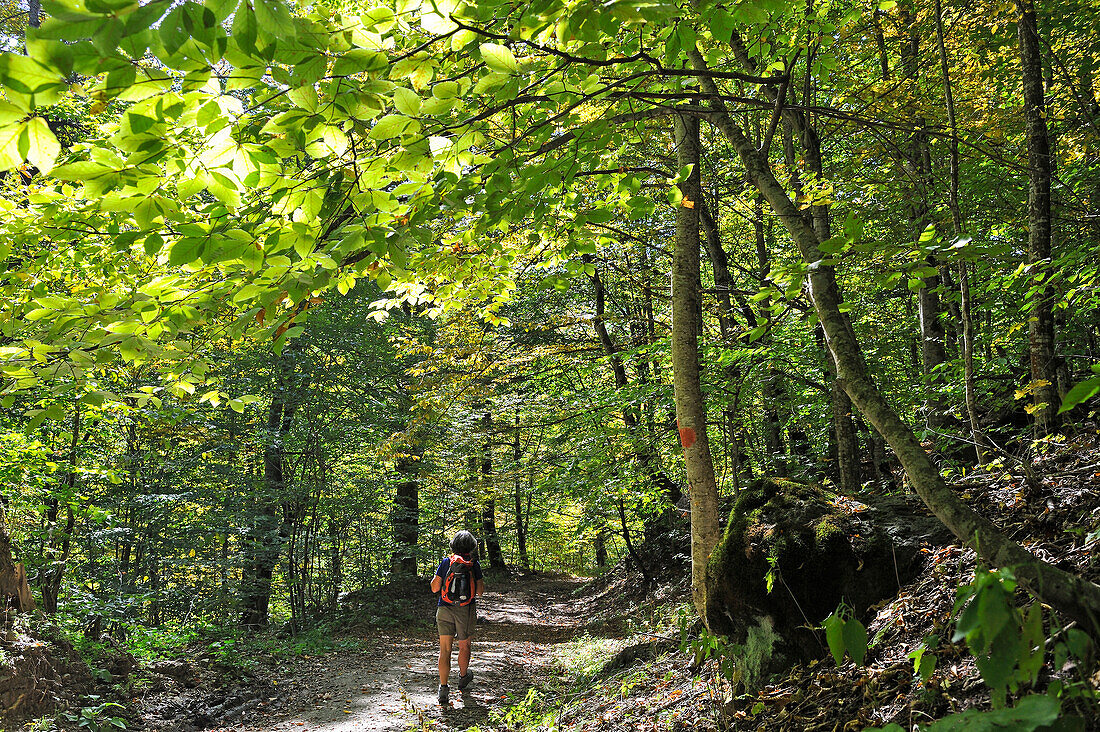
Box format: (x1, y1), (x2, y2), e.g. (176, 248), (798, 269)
(679, 426), (696, 450)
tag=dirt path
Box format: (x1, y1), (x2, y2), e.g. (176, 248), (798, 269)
(215, 579), (588, 732)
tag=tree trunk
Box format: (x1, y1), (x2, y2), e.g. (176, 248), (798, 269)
(671, 113), (722, 617)
(480, 413), (506, 570)
(594, 526), (607, 568)
(41, 402), (80, 614)
(690, 45), (1100, 637)
(0, 504), (35, 613)
(513, 415), (529, 570)
(799, 90), (861, 493)
(1017, 0), (1059, 435)
(618, 494), (652, 585)
(240, 364), (298, 627)
(934, 0), (987, 465)
(390, 454), (419, 574)
(899, 2), (949, 431)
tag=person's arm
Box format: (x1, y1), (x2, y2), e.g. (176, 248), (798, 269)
(475, 579), (485, 597)
(431, 559), (447, 594)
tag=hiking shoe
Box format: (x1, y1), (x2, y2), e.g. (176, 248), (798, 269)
(457, 671), (474, 690)
(438, 684), (449, 705)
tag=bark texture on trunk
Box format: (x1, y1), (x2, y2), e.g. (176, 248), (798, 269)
(690, 46), (1100, 638)
(671, 114), (722, 618)
(241, 351), (301, 628)
(1017, 0), (1059, 435)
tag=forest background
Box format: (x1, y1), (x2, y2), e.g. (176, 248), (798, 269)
(0, 0), (1099, 724)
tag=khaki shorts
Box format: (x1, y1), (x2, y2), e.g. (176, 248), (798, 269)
(436, 603), (477, 641)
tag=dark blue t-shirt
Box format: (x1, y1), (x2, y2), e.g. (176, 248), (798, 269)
(435, 555), (484, 607)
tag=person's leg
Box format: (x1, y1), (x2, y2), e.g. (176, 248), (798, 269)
(457, 639), (471, 677)
(438, 635), (454, 685)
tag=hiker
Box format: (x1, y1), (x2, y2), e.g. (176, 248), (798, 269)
(431, 530), (485, 705)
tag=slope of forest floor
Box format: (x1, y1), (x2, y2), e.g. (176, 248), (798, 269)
(502, 430), (1100, 732)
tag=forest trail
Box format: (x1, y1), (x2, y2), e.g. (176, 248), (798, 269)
(224, 577), (590, 732)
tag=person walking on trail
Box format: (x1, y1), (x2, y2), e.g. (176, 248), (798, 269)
(431, 530), (485, 705)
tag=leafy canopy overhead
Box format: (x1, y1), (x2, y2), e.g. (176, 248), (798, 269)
(0, 0), (816, 403)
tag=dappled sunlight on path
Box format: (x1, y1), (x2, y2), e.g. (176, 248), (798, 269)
(222, 578), (588, 732)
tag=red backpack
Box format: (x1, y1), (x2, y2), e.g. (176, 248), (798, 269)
(441, 554), (475, 606)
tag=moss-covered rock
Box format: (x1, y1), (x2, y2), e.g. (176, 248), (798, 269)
(704, 478), (940, 667)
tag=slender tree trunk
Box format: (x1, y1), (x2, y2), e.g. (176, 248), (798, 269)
(691, 46), (1100, 637)
(899, 2), (949, 430)
(589, 257), (682, 504)
(699, 192), (750, 494)
(480, 413), (506, 570)
(513, 415), (529, 570)
(671, 113), (721, 617)
(1017, 0), (1060, 435)
(755, 208), (787, 477)
(618, 494), (652, 586)
(800, 86), (861, 492)
(41, 402), (80, 614)
(464, 455), (484, 555)
(934, 0), (986, 465)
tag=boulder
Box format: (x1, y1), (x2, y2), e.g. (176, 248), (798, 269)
(703, 478), (950, 667)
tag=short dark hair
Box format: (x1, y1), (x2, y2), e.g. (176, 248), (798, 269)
(451, 530), (478, 558)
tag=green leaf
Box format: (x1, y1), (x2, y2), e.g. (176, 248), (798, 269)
(953, 595), (980, 642)
(20, 117), (60, 173)
(732, 2), (768, 25)
(230, 0), (259, 55)
(233, 283), (263, 303)
(0, 53), (65, 94)
(254, 0), (296, 39)
(0, 101), (24, 126)
(1058, 376), (1100, 413)
(708, 8), (735, 42)
(917, 654), (936, 683)
(822, 613), (844, 665)
(117, 66), (173, 102)
(368, 114), (413, 140)
(332, 48), (388, 76)
(169, 238), (205, 266)
(842, 618), (868, 665)
(480, 43), (520, 74)
(393, 87), (421, 116)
